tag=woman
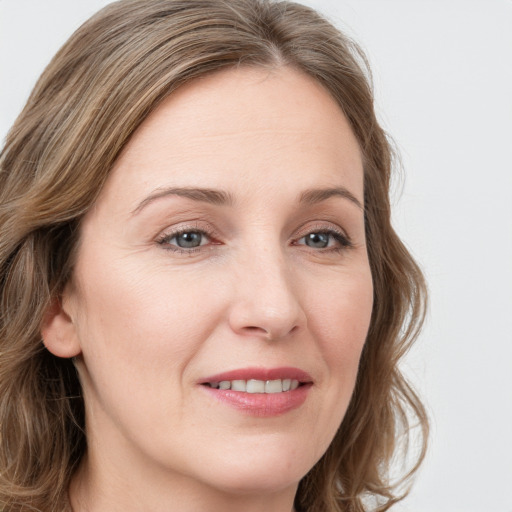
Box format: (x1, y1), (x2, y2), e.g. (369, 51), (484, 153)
(0, 1), (428, 511)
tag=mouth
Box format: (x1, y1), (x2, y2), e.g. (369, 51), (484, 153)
(203, 378), (301, 393)
(199, 367), (313, 416)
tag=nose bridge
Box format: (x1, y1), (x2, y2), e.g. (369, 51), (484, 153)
(229, 239), (305, 340)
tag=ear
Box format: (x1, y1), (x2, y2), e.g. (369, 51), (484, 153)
(41, 294), (82, 358)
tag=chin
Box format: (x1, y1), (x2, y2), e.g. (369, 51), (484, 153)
(205, 469), (302, 497)
(190, 445), (313, 496)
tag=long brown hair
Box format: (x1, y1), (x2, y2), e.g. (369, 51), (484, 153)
(0, 1), (428, 510)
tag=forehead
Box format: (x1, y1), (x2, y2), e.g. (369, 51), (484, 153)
(98, 66), (364, 213)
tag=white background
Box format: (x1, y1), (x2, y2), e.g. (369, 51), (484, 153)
(1, 1), (511, 511)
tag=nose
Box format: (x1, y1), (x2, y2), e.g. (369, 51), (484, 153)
(227, 249), (306, 341)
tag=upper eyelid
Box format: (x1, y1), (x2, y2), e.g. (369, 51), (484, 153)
(293, 221), (350, 238)
(156, 224), (217, 247)
(157, 221), (216, 237)
(156, 228), (352, 253)
(156, 228), (216, 254)
(294, 229), (352, 247)
(155, 220), (350, 239)
(165, 229), (211, 241)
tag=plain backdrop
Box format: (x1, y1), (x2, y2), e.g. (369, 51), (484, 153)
(1, 1), (511, 511)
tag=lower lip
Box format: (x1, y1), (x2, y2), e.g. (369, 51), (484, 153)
(201, 384), (311, 417)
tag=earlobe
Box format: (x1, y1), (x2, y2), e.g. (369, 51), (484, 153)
(41, 296), (82, 358)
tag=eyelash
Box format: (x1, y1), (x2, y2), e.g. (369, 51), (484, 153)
(294, 226), (353, 253)
(156, 225), (353, 254)
(156, 224), (218, 254)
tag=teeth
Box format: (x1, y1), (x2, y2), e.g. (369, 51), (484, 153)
(265, 379), (282, 393)
(231, 380), (246, 392)
(207, 378), (300, 393)
(246, 379), (265, 393)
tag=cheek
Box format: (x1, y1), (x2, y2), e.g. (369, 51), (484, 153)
(306, 266), (372, 420)
(291, 267), (372, 463)
(308, 268), (373, 368)
(71, 253), (223, 388)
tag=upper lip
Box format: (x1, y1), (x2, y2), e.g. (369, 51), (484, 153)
(199, 366), (313, 384)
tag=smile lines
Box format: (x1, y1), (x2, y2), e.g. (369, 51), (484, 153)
(205, 378), (300, 393)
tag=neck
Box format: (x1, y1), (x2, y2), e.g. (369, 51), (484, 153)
(69, 453), (298, 512)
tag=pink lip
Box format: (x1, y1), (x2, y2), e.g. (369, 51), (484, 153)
(198, 367), (313, 417)
(200, 366), (313, 384)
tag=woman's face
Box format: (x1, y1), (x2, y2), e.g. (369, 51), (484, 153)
(57, 67), (373, 504)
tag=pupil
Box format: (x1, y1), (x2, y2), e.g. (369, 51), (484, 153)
(176, 232), (202, 248)
(306, 232), (329, 248)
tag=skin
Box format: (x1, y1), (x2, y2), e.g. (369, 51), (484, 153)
(43, 66), (374, 512)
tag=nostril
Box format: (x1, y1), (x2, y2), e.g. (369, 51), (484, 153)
(240, 324), (301, 340)
(228, 296), (305, 340)
(244, 326), (268, 333)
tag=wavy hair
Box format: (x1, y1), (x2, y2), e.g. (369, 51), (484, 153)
(0, 1), (428, 510)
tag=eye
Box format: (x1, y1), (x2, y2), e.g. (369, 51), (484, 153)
(172, 231), (206, 248)
(303, 232), (330, 249)
(158, 229), (211, 251)
(296, 230), (352, 251)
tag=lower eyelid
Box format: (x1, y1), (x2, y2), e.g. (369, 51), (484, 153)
(156, 225), (352, 251)
(331, 232), (353, 247)
(157, 229), (211, 248)
(297, 229), (351, 244)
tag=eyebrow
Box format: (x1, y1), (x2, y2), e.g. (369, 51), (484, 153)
(131, 187), (234, 215)
(132, 184), (363, 216)
(299, 187), (363, 210)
